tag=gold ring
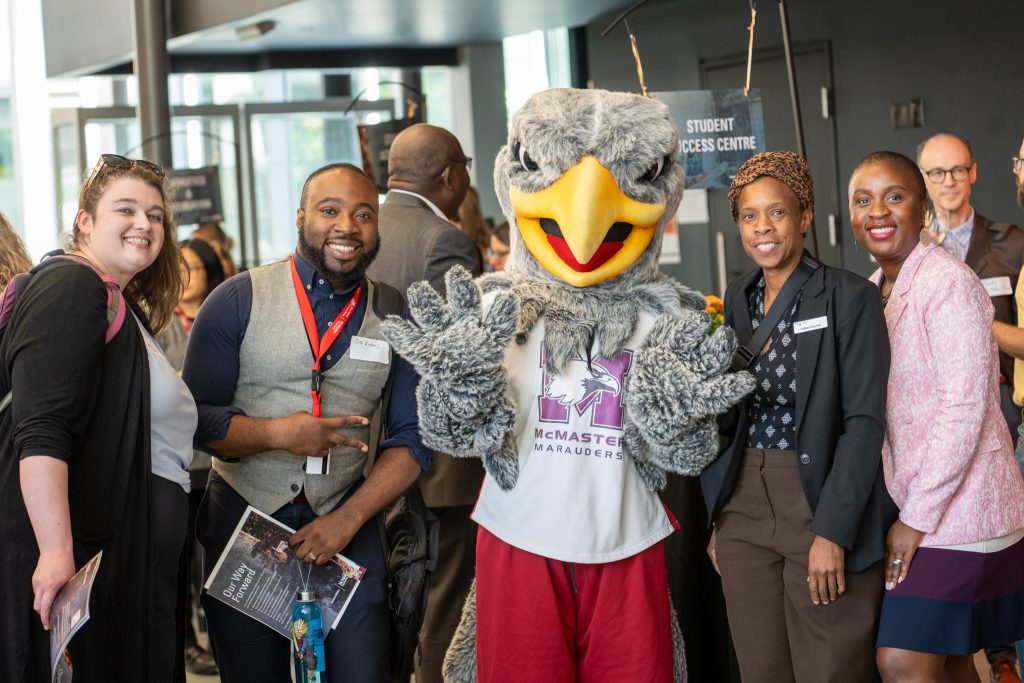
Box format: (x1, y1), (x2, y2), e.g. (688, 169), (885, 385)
(307, 552), (318, 562)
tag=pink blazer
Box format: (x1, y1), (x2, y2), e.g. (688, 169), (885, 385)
(871, 242), (1024, 546)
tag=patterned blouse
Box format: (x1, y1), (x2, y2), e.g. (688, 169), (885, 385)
(746, 276), (802, 451)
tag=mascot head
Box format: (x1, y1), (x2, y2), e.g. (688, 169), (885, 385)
(494, 88), (684, 288)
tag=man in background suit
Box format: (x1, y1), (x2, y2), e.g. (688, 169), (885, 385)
(366, 123), (484, 683)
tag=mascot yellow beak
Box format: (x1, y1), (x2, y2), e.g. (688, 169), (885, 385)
(510, 155), (666, 287)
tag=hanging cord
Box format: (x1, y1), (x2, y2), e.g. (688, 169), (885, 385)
(744, 1), (757, 96)
(342, 80), (425, 120)
(600, 0), (654, 97)
(625, 19), (649, 97)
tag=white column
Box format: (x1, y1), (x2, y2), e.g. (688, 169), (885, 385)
(8, 0), (58, 258)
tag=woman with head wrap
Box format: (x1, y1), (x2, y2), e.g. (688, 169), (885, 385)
(848, 151), (1024, 683)
(701, 150), (898, 682)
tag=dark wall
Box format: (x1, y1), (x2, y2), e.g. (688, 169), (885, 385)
(587, 0), (1024, 284)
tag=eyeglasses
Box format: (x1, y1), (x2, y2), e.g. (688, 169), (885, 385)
(85, 153), (165, 186)
(456, 157), (473, 171)
(923, 165), (971, 183)
(1013, 156), (1023, 173)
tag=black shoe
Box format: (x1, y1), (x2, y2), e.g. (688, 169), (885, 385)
(184, 643), (220, 676)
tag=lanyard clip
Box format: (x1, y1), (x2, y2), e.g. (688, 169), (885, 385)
(310, 369), (322, 393)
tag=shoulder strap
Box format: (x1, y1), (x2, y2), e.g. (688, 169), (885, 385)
(45, 254), (126, 343)
(733, 253), (820, 370)
(370, 279), (405, 320)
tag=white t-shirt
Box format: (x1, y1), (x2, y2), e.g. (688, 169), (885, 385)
(136, 315), (196, 492)
(472, 293), (676, 563)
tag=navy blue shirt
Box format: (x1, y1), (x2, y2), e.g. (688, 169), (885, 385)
(182, 251), (430, 471)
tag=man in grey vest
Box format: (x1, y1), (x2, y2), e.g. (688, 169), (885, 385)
(367, 123), (484, 683)
(183, 163), (429, 683)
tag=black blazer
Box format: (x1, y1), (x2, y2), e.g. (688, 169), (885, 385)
(965, 212), (1024, 383)
(700, 253), (898, 572)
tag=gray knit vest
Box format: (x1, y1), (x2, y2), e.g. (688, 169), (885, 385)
(213, 259), (391, 516)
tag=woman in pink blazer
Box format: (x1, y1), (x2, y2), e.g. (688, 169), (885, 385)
(849, 150), (1024, 682)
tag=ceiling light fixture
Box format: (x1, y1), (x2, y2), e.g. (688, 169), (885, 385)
(235, 20), (276, 41)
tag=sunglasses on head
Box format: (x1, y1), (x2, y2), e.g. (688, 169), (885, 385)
(86, 154), (165, 185)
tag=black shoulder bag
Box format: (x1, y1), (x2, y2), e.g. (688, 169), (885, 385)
(730, 253), (821, 372)
(366, 282), (440, 683)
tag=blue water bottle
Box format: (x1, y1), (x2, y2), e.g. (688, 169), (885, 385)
(291, 590), (328, 682)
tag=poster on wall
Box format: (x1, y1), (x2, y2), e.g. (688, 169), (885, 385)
(657, 89), (766, 190)
(167, 165), (223, 225)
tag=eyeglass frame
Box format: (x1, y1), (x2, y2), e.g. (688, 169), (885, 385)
(921, 165), (973, 183)
(85, 153), (165, 187)
(1013, 156), (1024, 173)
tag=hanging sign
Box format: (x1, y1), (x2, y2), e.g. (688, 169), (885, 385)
(167, 165), (223, 225)
(658, 89), (766, 189)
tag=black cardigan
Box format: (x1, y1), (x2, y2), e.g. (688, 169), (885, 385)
(701, 255), (899, 573)
(0, 263), (155, 682)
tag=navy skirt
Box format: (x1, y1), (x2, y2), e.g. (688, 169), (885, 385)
(877, 532), (1024, 654)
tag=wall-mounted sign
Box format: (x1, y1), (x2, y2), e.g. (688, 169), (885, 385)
(358, 119), (411, 194)
(167, 165), (223, 225)
(658, 89), (766, 189)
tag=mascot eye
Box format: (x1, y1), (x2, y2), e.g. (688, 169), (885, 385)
(514, 143), (539, 172)
(639, 155), (671, 182)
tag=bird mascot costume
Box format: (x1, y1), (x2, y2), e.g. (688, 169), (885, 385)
(382, 88), (754, 682)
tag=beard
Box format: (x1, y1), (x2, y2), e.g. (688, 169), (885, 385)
(298, 223), (380, 289)
(1017, 178), (1024, 210)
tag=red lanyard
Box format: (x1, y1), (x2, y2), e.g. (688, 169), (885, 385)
(174, 306), (193, 334)
(290, 255), (362, 417)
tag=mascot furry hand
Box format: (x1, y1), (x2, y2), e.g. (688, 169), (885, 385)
(382, 88), (754, 683)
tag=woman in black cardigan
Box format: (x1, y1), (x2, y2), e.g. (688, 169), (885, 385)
(701, 151), (897, 682)
(0, 155), (191, 682)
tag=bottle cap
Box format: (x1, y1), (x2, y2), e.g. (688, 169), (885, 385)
(296, 590), (317, 602)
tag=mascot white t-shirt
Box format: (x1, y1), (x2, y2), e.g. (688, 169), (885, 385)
(472, 293), (677, 564)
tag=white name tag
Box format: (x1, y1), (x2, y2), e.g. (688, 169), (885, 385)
(306, 454), (330, 475)
(350, 336), (390, 364)
(981, 276), (1013, 297)
(793, 316), (828, 334)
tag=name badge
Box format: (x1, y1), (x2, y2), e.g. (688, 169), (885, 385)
(793, 316), (828, 334)
(350, 336), (390, 364)
(981, 276), (1013, 297)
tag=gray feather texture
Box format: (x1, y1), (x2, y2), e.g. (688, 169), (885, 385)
(380, 267), (521, 490)
(494, 88), (685, 294)
(442, 580), (688, 682)
(624, 313), (756, 485)
(385, 88), (753, 496)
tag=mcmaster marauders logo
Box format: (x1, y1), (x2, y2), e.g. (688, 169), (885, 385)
(539, 350), (633, 430)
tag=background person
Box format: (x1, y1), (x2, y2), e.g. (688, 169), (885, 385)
(848, 150), (1024, 683)
(453, 185), (489, 271)
(702, 150), (896, 683)
(0, 154), (193, 682)
(365, 123), (484, 683)
(487, 221), (510, 272)
(156, 237), (225, 676)
(192, 221), (237, 278)
(0, 211), (32, 291)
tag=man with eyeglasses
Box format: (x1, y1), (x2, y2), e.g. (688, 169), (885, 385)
(919, 132), (1024, 683)
(366, 122), (484, 683)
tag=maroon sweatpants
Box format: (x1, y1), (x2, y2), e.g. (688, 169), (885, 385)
(475, 527), (673, 682)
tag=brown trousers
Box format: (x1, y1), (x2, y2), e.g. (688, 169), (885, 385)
(716, 448), (884, 683)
